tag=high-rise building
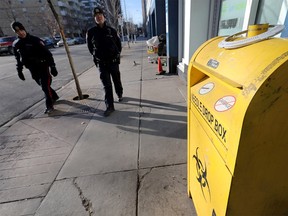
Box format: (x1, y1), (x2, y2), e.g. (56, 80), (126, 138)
(0, 0), (107, 38)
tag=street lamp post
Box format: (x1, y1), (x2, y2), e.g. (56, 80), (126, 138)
(118, 15), (124, 42)
(122, 0), (130, 48)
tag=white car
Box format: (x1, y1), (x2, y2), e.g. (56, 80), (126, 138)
(66, 38), (75, 46)
(56, 39), (64, 47)
(56, 38), (75, 47)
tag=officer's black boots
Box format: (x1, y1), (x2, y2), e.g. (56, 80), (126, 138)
(104, 107), (115, 117)
(44, 107), (54, 114)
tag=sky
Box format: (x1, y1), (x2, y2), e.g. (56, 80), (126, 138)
(122, 0), (143, 25)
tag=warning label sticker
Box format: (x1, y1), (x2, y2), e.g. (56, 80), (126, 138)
(199, 82), (214, 95)
(214, 96), (236, 112)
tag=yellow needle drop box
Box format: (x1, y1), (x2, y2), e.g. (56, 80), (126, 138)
(187, 27), (288, 216)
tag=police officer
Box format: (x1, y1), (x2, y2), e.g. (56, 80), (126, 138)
(11, 21), (59, 114)
(87, 7), (123, 117)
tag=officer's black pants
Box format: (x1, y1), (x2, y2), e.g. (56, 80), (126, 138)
(98, 63), (123, 109)
(29, 63), (58, 109)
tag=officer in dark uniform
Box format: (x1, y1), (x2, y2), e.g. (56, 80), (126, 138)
(86, 7), (123, 117)
(11, 21), (59, 114)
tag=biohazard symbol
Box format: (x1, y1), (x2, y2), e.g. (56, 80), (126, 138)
(193, 147), (211, 202)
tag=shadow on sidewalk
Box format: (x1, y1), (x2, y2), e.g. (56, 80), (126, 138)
(123, 96), (186, 112)
(95, 96), (187, 139)
(49, 99), (99, 117)
(116, 109), (187, 140)
(48, 97), (186, 139)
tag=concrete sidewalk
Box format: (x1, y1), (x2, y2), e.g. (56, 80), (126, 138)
(0, 41), (196, 216)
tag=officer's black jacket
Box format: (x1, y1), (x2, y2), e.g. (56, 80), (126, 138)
(12, 33), (55, 70)
(86, 22), (122, 62)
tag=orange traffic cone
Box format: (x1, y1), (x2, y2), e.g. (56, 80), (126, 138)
(156, 57), (165, 75)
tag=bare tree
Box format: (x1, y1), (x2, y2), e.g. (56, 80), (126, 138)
(127, 17), (137, 34)
(25, 3), (59, 37)
(104, 0), (121, 29)
(0, 0), (59, 37)
(47, 0), (86, 100)
(40, 3), (59, 37)
(0, 0), (17, 35)
(2, 0), (17, 21)
(0, 27), (4, 36)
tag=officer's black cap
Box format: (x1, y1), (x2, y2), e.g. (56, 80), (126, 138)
(93, 7), (104, 16)
(11, 21), (26, 32)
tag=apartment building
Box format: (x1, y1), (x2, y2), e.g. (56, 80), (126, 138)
(0, 0), (101, 38)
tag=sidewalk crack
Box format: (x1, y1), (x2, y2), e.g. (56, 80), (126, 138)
(72, 178), (94, 216)
(138, 167), (154, 193)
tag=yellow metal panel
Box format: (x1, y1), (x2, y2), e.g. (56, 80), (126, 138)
(188, 35), (288, 215)
(194, 37), (288, 87)
(188, 110), (231, 216)
(227, 61), (288, 215)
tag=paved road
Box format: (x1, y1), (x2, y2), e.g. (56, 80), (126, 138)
(0, 44), (94, 127)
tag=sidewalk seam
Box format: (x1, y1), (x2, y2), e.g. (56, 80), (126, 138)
(72, 178), (94, 216)
(135, 42), (145, 216)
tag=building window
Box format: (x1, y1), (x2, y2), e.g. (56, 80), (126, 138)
(256, 0), (288, 37)
(218, 0), (247, 36)
(256, 0), (283, 24)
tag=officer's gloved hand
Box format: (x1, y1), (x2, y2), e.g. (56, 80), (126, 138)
(50, 66), (58, 77)
(93, 56), (99, 67)
(116, 53), (121, 64)
(17, 68), (25, 81)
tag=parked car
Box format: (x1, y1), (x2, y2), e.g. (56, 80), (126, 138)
(0, 36), (17, 55)
(41, 37), (55, 49)
(53, 35), (61, 42)
(56, 39), (64, 47)
(73, 37), (86, 44)
(56, 38), (75, 47)
(66, 38), (76, 46)
(52, 36), (61, 45)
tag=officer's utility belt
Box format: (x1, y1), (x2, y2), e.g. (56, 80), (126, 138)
(25, 59), (47, 68)
(98, 58), (119, 65)
(27, 58), (47, 64)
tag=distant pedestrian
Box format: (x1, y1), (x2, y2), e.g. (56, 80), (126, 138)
(133, 34), (137, 44)
(11, 21), (59, 114)
(86, 7), (123, 117)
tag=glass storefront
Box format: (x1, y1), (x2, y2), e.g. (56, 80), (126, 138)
(217, 0), (288, 37)
(256, 0), (283, 24)
(256, 0), (288, 38)
(218, 0), (247, 36)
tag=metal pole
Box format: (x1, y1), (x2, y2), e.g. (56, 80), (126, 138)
(118, 15), (125, 42)
(121, 25), (124, 42)
(122, 0), (130, 48)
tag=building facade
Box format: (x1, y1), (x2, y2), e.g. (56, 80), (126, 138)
(0, 0), (121, 38)
(144, 0), (288, 82)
